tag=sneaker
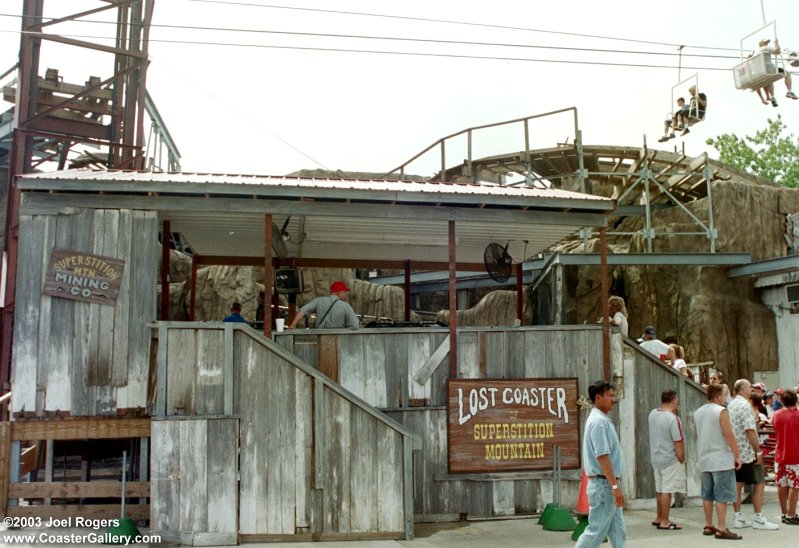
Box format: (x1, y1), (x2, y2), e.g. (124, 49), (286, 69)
(681, 128), (690, 136)
(734, 513), (752, 528)
(785, 516), (799, 525)
(675, 125), (685, 131)
(667, 133), (676, 139)
(658, 136), (669, 143)
(782, 515), (789, 523)
(752, 515), (779, 530)
(787, 91), (798, 100)
(771, 97), (779, 107)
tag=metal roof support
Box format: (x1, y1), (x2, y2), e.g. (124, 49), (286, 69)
(600, 228), (610, 380)
(576, 129), (587, 194)
(264, 214), (273, 339)
(642, 161), (654, 254)
(515, 264), (524, 324)
(448, 221), (457, 377)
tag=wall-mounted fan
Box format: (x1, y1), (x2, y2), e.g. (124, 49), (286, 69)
(483, 242), (513, 283)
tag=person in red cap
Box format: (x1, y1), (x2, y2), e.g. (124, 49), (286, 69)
(287, 280), (359, 329)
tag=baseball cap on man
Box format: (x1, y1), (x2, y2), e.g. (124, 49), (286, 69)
(643, 326), (656, 337)
(330, 281), (350, 293)
(753, 382), (766, 391)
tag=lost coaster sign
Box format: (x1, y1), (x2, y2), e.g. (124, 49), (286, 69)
(447, 378), (579, 473)
(43, 248), (125, 306)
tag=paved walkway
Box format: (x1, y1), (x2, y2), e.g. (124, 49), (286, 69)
(0, 488), (792, 547)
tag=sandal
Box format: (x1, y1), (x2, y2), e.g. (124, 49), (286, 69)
(657, 522), (682, 530)
(714, 528), (742, 540)
(702, 525), (716, 536)
(651, 521), (660, 527)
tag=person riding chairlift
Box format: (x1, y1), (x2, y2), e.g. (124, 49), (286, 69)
(751, 38), (798, 106)
(658, 85), (707, 142)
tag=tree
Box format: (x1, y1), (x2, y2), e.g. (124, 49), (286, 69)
(706, 115), (799, 188)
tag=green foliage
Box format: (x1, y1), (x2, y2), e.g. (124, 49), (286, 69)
(706, 115), (799, 188)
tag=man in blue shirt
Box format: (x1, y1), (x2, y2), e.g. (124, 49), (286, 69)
(576, 380), (626, 547)
(223, 302), (247, 323)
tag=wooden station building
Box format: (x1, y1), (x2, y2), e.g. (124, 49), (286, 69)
(1, 168), (708, 544)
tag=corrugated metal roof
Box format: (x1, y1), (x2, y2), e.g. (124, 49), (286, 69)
(19, 169), (612, 265)
(19, 169), (611, 207)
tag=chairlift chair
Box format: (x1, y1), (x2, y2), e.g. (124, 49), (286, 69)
(733, 21), (785, 91)
(670, 73), (706, 128)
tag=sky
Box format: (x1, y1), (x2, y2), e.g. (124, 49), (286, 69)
(1, 0), (799, 178)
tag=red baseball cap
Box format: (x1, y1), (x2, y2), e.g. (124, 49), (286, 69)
(330, 281), (350, 293)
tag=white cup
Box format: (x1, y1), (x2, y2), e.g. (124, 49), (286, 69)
(275, 318), (285, 333)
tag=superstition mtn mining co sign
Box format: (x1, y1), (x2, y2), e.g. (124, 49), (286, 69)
(447, 378), (580, 473)
(43, 249), (125, 306)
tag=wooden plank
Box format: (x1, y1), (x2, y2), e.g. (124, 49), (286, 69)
(7, 504), (149, 520)
(383, 334), (406, 408)
(323, 390), (351, 533)
(224, 324), (234, 415)
(524, 331), (548, 377)
(350, 408), (378, 532)
(11, 418), (151, 440)
(69, 209), (94, 416)
(43, 214), (76, 412)
(492, 481), (515, 516)
(363, 335), (387, 408)
(86, 209), (112, 386)
(317, 335), (338, 382)
(9, 481), (150, 498)
(457, 331), (479, 379)
(166, 328), (196, 415)
(0, 422), (9, 515)
(376, 424), (403, 532)
(156, 323), (168, 416)
(123, 210), (159, 411)
(206, 418), (238, 534)
(485, 331), (508, 378)
(111, 209), (132, 388)
(429, 332), (450, 406)
(313, 379), (325, 490)
(195, 330), (225, 415)
(292, 335), (318, 368)
(339, 334), (365, 400)
(182, 532), (239, 546)
(240, 531), (403, 543)
(236, 335), (268, 534)
(276, 354), (297, 534)
(294, 371), (312, 529)
(179, 419), (208, 532)
(151, 419), (181, 532)
(11, 216), (45, 415)
(407, 333), (431, 401)
(413, 335), (449, 386)
(36, 215), (57, 415)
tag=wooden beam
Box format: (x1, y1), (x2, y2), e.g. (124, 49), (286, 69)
(404, 260), (411, 322)
(264, 214), (273, 339)
(448, 221), (458, 377)
(9, 481), (149, 498)
(189, 254), (198, 321)
(516, 263), (524, 323)
(7, 504), (149, 520)
(0, 422), (9, 516)
(11, 418), (151, 441)
(600, 228), (610, 380)
(161, 220), (170, 321)
(193, 255), (486, 272)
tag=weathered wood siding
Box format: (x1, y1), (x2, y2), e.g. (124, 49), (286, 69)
(153, 323), (413, 539)
(11, 209), (158, 416)
(151, 417), (239, 546)
(626, 340), (705, 500)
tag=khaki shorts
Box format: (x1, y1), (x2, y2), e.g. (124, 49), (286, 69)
(654, 460), (687, 494)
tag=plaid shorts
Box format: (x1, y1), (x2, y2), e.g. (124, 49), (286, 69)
(775, 463), (799, 489)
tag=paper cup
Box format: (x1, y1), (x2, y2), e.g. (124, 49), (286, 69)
(275, 318), (285, 333)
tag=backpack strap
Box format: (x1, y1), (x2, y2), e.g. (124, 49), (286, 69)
(315, 297), (338, 328)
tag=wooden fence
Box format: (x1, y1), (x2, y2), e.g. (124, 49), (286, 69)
(152, 323), (415, 542)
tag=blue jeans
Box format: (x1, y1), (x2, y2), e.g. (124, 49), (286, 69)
(575, 479), (626, 548)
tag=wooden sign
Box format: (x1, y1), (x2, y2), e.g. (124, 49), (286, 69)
(447, 378), (580, 473)
(43, 248), (125, 306)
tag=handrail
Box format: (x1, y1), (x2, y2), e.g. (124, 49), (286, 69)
(383, 107), (579, 180)
(0, 390), (11, 407)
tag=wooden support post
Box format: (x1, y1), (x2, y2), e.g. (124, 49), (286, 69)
(264, 214), (273, 339)
(600, 227), (610, 380)
(138, 437), (149, 506)
(448, 221), (457, 377)
(9, 440), (20, 507)
(404, 260), (411, 322)
(189, 254), (198, 321)
(160, 220), (171, 321)
(0, 422), (10, 515)
(44, 439), (53, 505)
(516, 263), (523, 323)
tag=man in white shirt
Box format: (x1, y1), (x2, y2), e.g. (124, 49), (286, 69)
(639, 326), (676, 365)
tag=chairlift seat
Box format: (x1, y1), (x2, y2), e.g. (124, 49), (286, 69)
(733, 52), (784, 90)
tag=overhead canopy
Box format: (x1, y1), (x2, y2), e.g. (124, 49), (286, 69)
(19, 170), (613, 269)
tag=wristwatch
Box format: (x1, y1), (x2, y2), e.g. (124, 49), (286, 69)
(611, 484), (619, 490)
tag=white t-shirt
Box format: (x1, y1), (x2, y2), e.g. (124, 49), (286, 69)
(612, 312), (629, 337)
(640, 338), (671, 361)
(673, 358), (687, 370)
